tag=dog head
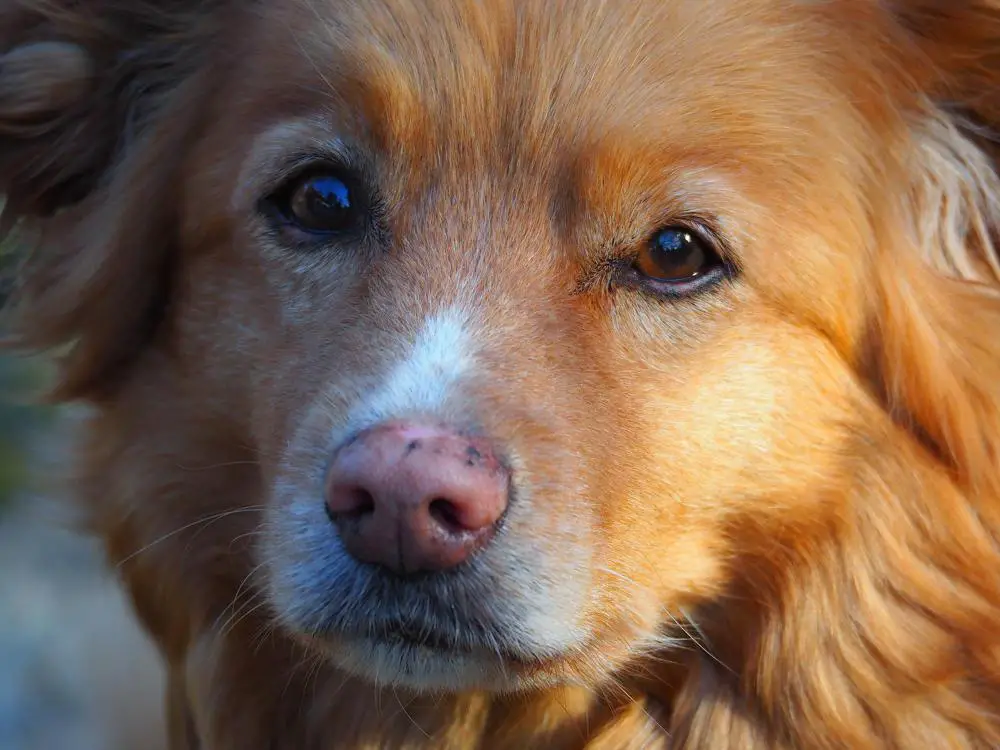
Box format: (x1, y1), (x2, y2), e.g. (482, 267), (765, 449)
(2, 0), (999, 715)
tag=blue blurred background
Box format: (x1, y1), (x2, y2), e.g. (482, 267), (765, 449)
(0, 254), (165, 749)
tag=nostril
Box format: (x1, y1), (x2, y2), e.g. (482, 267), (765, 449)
(328, 485), (376, 519)
(428, 497), (466, 533)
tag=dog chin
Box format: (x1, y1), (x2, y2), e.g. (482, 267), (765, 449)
(319, 632), (559, 693)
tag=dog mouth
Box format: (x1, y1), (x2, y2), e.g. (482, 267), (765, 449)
(305, 613), (573, 693)
(338, 617), (535, 663)
(376, 618), (475, 653)
(267, 554), (587, 690)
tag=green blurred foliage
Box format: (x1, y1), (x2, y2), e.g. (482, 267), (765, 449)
(0, 356), (53, 509)
(1, 231), (54, 509)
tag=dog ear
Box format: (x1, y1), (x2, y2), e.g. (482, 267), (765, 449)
(0, 2), (226, 399)
(870, 0), (1000, 499)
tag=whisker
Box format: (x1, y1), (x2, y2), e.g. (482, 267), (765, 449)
(220, 597), (269, 642)
(174, 460), (261, 472)
(217, 558), (271, 637)
(117, 506), (266, 566)
(393, 687), (431, 739)
(665, 608), (733, 675)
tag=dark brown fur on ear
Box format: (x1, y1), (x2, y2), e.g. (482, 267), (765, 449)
(0, 1), (228, 399)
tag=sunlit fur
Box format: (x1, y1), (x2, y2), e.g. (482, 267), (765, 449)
(3, 0), (1000, 747)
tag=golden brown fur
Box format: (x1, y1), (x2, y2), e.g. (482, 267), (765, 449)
(3, 0), (1000, 747)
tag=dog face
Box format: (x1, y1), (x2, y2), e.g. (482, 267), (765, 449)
(165, 0), (908, 692)
(3, 0), (1000, 720)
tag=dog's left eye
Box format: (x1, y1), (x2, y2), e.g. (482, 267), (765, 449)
(636, 227), (720, 282)
(616, 225), (729, 297)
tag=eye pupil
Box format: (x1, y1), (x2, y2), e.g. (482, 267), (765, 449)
(636, 226), (713, 282)
(285, 172), (357, 232)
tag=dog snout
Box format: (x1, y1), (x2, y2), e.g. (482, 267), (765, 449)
(324, 421), (510, 575)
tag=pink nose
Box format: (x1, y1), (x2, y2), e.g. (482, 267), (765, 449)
(324, 422), (510, 575)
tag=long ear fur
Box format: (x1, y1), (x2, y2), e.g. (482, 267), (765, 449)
(0, 2), (227, 399)
(873, 0), (1000, 503)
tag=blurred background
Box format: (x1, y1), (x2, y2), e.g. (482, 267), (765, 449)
(0, 243), (165, 749)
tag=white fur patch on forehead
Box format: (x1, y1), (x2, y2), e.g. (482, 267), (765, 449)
(346, 306), (477, 430)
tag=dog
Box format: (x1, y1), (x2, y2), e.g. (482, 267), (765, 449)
(2, 0), (1000, 747)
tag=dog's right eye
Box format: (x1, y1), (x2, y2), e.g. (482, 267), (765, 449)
(264, 168), (364, 235)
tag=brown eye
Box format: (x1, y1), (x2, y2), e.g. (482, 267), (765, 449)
(636, 227), (720, 282)
(269, 169), (362, 234)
